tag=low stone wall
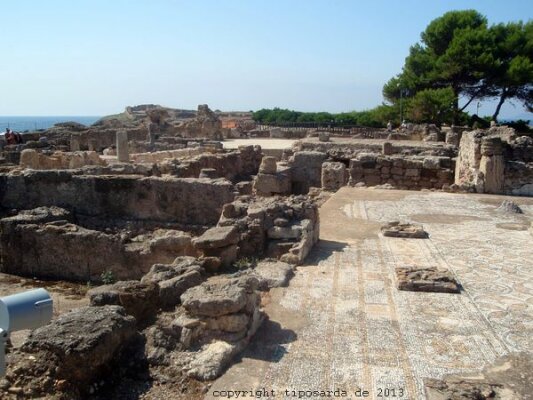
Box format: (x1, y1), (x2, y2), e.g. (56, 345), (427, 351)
(0, 171), (235, 226)
(20, 149), (106, 169)
(348, 153), (454, 190)
(216, 195), (319, 265)
(505, 161), (533, 196)
(294, 139), (455, 161)
(0, 207), (196, 281)
(159, 145), (262, 181)
(288, 151), (327, 193)
(454, 129), (533, 195)
(130, 147), (206, 163)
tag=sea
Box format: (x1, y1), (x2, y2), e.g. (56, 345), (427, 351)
(0, 116), (101, 133)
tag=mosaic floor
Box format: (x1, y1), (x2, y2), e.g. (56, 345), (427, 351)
(207, 188), (533, 400)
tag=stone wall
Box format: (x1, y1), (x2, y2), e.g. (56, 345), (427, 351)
(288, 151), (327, 194)
(216, 195), (319, 265)
(454, 129), (533, 196)
(0, 171), (235, 226)
(348, 153), (454, 190)
(130, 147), (206, 163)
(158, 145), (262, 181)
(20, 149), (106, 170)
(0, 207), (196, 281)
(294, 139), (456, 161)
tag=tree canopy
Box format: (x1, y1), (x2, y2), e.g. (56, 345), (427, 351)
(383, 10), (533, 122)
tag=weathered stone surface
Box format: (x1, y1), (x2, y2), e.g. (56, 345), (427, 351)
(88, 280), (159, 325)
(236, 181), (253, 195)
(289, 151), (327, 193)
(203, 244), (239, 268)
(0, 213), (195, 281)
(177, 104), (223, 140)
(199, 168), (218, 178)
(0, 172), (235, 226)
(318, 131), (330, 142)
(396, 267), (460, 293)
(147, 229), (194, 254)
(254, 169), (291, 196)
(116, 130), (129, 163)
(141, 256), (205, 308)
(19, 149), (39, 169)
(267, 225), (302, 239)
(181, 275), (257, 317)
(187, 341), (239, 381)
(496, 200), (523, 214)
(381, 221), (428, 238)
(192, 225), (240, 249)
(251, 259), (294, 291)
(425, 353), (533, 400)
(382, 141), (393, 155)
(4, 306), (137, 397)
(259, 156), (277, 174)
(321, 161), (346, 191)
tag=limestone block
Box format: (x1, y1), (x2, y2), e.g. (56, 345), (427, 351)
(253, 171), (291, 196)
(382, 142), (393, 155)
(321, 161), (346, 191)
(259, 156), (277, 174)
(480, 154), (504, 194)
(318, 132), (330, 142)
(381, 221), (428, 238)
(199, 168), (218, 178)
(20, 149), (40, 169)
(193, 226), (240, 249)
(116, 130), (129, 163)
(267, 225), (302, 240)
(70, 134), (80, 151)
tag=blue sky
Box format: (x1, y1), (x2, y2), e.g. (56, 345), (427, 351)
(1, 0), (532, 119)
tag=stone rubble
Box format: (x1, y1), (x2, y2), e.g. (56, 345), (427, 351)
(396, 266), (461, 293)
(381, 221), (429, 238)
(496, 200), (523, 214)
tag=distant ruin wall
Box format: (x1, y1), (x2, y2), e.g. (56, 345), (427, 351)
(130, 147), (205, 163)
(20, 149), (106, 170)
(0, 209), (196, 281)
(159, 146), (263, 181)
(0, 172), (235, 226)
(454, 130), (533, 196)
(348, 154), (454, 190)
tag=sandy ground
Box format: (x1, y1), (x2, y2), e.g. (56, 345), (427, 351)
(0, 274), (89, 347)
(206, 188), (533, 399)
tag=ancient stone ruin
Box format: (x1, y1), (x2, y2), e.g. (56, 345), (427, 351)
(0, 110), (531, 399)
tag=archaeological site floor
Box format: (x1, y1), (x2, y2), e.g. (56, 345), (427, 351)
(207, 188), (533, 399)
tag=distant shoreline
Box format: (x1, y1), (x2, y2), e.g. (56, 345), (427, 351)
(0, 116), (102, 132)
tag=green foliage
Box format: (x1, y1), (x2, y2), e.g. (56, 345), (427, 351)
(252, 105), (402, 128)
(100, 270), (116, 285)
(383, 10), (532, 122)
(484, 21), (533, 120)
(407, 87), (456, 125)
(505, 119), (532, 133)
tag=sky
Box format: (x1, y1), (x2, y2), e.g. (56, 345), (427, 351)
(1, 0), (532, 119)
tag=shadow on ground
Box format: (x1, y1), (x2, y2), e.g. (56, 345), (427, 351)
(303, 239), (348, 265)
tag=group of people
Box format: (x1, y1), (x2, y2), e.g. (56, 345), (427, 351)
(386, 120), (408, 131)
(2, 128), (23, 145)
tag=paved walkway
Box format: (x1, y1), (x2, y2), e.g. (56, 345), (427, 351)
(207, 188), (533, 400)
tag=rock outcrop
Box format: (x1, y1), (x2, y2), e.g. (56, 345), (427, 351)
(141, 256), (206, 309)
(4, 306), (138, 398)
